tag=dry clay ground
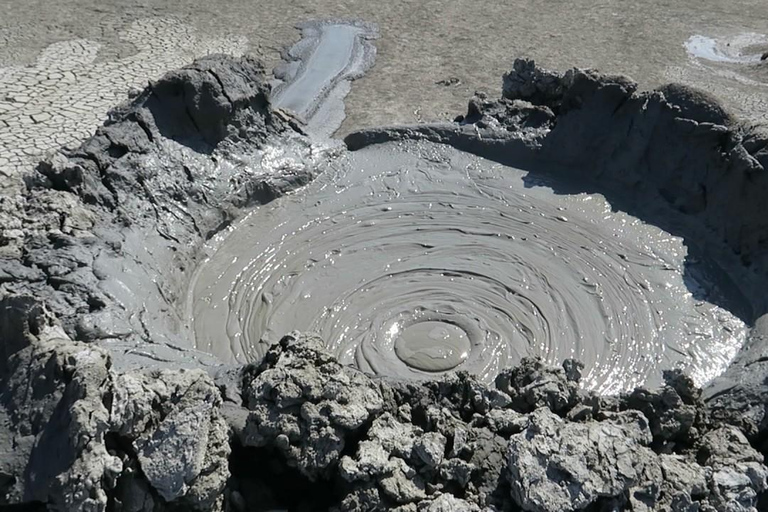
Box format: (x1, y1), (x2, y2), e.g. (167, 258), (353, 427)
(0, 0), (767, 185)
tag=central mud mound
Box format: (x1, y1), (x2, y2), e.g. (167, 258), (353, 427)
(190, 142), (747, 394)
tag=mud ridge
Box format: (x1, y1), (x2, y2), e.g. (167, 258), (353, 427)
(1, 54), (768, 511)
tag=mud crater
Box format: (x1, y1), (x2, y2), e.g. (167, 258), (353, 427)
(187, 22), (754, 394)
(4, 19), (768, 512)
(188, 141), (749, 394)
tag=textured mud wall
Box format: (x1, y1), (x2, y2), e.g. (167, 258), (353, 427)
(1, 54), (768, 511)
(0, 18), (248, 190)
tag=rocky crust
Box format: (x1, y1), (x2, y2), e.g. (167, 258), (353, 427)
(3, 310), (767, 511)
(2, 55), (768, 510)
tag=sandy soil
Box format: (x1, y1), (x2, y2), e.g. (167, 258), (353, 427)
(1, 0), (766, 140)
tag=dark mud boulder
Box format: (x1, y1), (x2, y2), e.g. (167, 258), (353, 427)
(622, 369), (706, 449)
(144, 54), (276, 149)
(502, 58), (567, 108)
(239, 334), (385, 480)
(494, 357), (582, 414)
(37, 54), (289, 208)
(656, 83), (734, 126)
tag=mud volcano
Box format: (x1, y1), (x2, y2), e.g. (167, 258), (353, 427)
(189, 140), (749, 394)
(3, 20), (768, 512)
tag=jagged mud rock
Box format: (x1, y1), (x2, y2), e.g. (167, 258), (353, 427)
(2, 53), (768, 511)
(0, 296), (120, 511)
(507, 408), (662, 512)
(0, 295), (232, 511)
(240, 334), (385, 479)
(494, 357), (582, 414)
(2, 311), (768, 511)
(110, 370), (230, 510)
(3, 54), (311, 364)
(699, 427), (768, 511)
(621, 370), (706, 449)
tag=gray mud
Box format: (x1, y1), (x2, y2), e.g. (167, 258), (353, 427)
(2, 24), (768, 512)
(189, 140), (748, 394)
(272, 20), (377, 137)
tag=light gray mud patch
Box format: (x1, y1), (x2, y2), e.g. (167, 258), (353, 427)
(272, 20), (377, 138)
(189, 141), (748, 394)
(685, 33), (768, 64)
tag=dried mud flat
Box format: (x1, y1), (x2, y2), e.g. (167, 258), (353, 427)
(2, 13), (768, 512)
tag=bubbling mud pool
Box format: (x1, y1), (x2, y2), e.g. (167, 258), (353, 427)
(188, 141), (749, 395)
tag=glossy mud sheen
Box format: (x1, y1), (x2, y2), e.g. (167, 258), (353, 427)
(272, 20), (377, 138)
(188, 142), (748, 394)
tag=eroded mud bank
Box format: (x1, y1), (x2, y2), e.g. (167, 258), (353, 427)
(2, 22), (768, 512)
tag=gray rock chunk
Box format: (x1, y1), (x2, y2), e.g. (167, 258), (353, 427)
(483, 407), (527, 437)
(418, 493), (481, 511)
(414, 432), (447, 468)
(110, 369), (230, 510)
(242, 334), (384, 479)
(379, 458), (427, 504)
(658, 454), (710, 511)
(339, 412), (421, 482)
(698, 426), (768, 511)
(438, 459), (474, 488)
(507, 408), (661, 512)
(495, 357), (581, 414)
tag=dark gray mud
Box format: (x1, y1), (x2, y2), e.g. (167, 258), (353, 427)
(2, 21), (768, 512)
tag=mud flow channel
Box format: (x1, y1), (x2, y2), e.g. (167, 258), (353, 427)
(188, 141), (749, 395)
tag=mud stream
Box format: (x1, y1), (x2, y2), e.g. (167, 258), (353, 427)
(188, 142), (748, 394)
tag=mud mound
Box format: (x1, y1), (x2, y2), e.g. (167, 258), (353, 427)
(4, 54), (309, 355)
(1, 54), (768, 511)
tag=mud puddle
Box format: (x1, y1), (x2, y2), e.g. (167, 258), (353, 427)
(686, 33), (767, 65)
(188, 141), (748, 394)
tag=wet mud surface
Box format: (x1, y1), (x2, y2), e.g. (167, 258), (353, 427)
(272, 20), (377, 137)
(2, 16), (768, 512)
(190, 141), (748, 394)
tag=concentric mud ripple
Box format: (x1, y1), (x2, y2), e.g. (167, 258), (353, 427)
(189, 142), (748, 393)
